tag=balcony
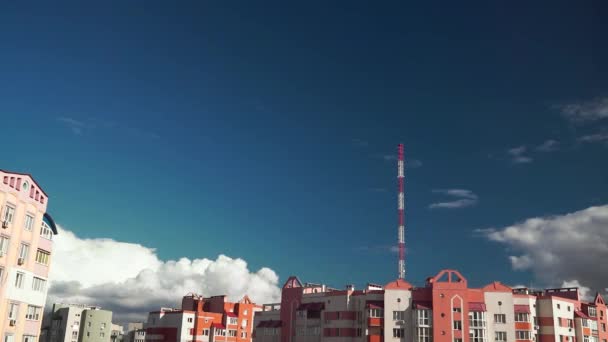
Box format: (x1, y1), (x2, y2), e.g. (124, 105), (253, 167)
(367, 318), (383, 327)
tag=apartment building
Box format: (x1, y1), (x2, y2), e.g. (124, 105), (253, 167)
(41, 303), (113, 342)
(144, 294), (261, 342)
(0, 170), (58, 342)
(124, 323), (145, 342)
(253, 270), (608, 342)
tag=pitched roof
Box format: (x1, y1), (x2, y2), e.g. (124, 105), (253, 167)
(0, 169), (49, 197)
(468, 302), (487, 312)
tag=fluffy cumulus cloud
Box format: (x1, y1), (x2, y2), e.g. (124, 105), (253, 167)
(429, 189), (478, 209)
(477, 205), (608, 297)
(47, 227), (281, 324)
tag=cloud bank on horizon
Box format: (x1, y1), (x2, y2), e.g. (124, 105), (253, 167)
(478, 204), (608, 300)
(47, 227), (281, 324)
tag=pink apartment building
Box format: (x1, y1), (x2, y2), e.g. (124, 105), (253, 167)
(0, 170), (58, 342)
(253, 270), (608, 342)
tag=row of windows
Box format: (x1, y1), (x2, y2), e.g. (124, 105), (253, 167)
(7, 302), (42, 321)
(3, 334), (37, 342)
(259, 328), (279, 336)
(0, 236), (51, 266)
(295, 327), (321, 336)
(2, 206), (52, 239)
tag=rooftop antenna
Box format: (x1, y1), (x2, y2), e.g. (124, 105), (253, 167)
(397, 144), (406, 279)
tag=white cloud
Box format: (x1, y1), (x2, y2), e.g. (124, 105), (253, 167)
(477, 205), (608, 296)
(578, 132), (608, 144)
(507, 146), (533, 164)
(558, 97), (608, 123)
(429, 189), (478, 209)
(57, 117), (87, 135)
(535, 139), (560, 152)
(48, 227), (281, 324)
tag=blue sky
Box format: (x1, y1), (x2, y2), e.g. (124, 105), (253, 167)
(1, 1), (607, 293)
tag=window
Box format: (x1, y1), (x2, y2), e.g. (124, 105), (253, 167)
(8, 303), (19, 320)
(86, 333), (90, 337)
(495, 332), (507, 341)
(187, 317), (193, 323)
(516, 331), (532, 340)
(469, 311), (486, 328)
(18, 243), (29, 261)
(35, 250), (50, 265)
(369, 308), (383, 318)
(568, 319), (574, 328)
(229, 317), (238, 325)
(393, 328), (404, 338)
(557, 304), (561, 309)
(417, 310), (431, 326)
(241, 319), (248, 327)
(416, 327), (431, 342)
(470, 328), (487, 342)
(494, 314), (506, 324)
(32, 277), (46, 292)
(25, 306), (41, 320)
(101, 323), (106, 329)
(590, 307), (598, 317)
(568, 306), (571, 312)
(241, 332), (247, 338)
(88, 322), (91, 327)
(453, 320), (462, 330)
(203, 329), (209, 336)
(2, 205), (15, 224)
(453, 307), (462, 313)
(100, 333), (104, 338)
(244, 310), (248, 315)
(22, 336), (36, 342)
(583, 319), (589, 327)
(393, 311), (405, 320)
(515, 313), (530, 322)
(228, 330), (237, 337)
(454, 339), (463, 342)
(0, 236), (9, 255)
(71, 332), (77, 338)
(602, 323), (606, 332)
(40, 222), (53, 240)
(4, 334), (14, 342)
(15, 272), (25, 288)
(356, 328), (362, 337)
(24, 214), (34, 231)
(0, 267), (4, 282)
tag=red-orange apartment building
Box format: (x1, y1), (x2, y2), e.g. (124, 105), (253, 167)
(144, 294), (262, 342)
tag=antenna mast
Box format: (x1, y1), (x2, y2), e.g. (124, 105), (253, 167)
(397, 144), (406, 279)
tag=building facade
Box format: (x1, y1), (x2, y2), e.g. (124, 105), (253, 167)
(253, 270), (608, 342)
(42, 304), (113, 342)
(143, 294), (261, 342)
(124, 323), (145, 342)
(0, 170), (58, 342)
